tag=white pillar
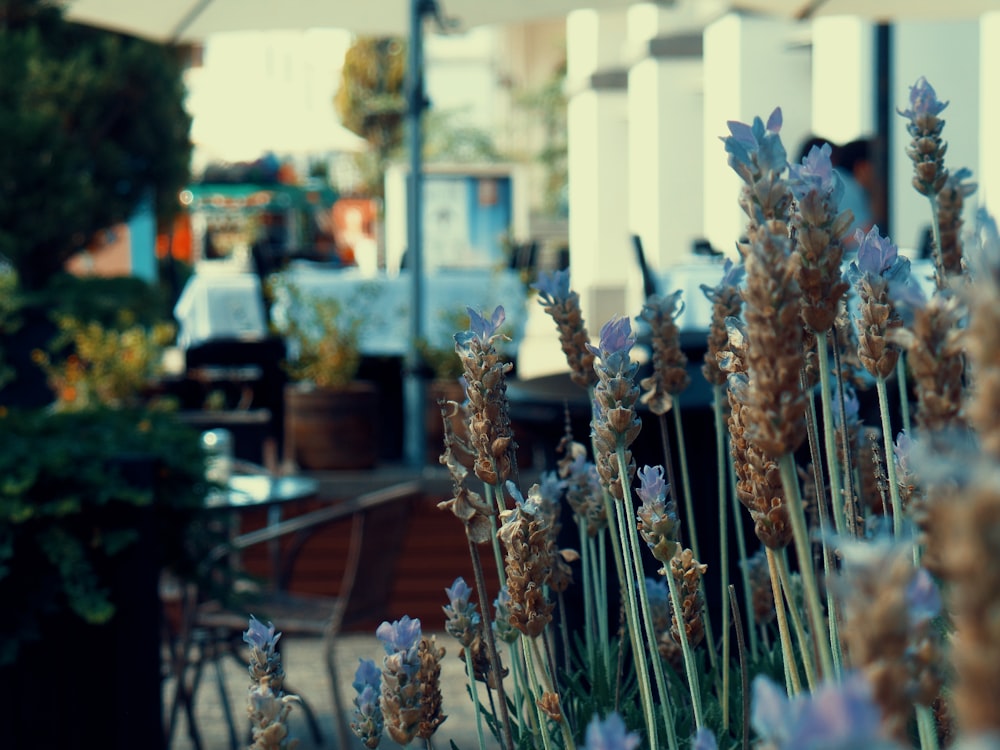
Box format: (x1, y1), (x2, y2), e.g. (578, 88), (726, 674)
(891, 20), (980, 251)
(702, 13), (813, 255)
(982, 13), (1000, 220)
(566, 8), (631, 332)
(627, 3), (705, 274)
(811, 17), (876, 144)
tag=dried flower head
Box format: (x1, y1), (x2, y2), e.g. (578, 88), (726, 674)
(376, 616), (424, 746)
(635, 464), (680, 563)
(497, 486), (556, 637)
(455, 305), (516, 486)
(244, 617), (299, 750)
(937, 167), (977, 280)
(701, 258), (746, 386)
(443, 577), (480, 647)
(415, 635), (447, 740)
(964, 209), (1000, 458)
(899, 76), (949, 197)
(533, 269), (598, 388)
(589, 316), (642, 500)
(561, 449), (608, 537)
(638, 289), (690, 414)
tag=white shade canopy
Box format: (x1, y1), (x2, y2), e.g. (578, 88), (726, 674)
(63, 0), (644, 41)
(732, 0), (1000, 21)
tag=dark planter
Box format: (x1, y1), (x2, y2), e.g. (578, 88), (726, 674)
(284, 381), (379, 470)
(0, 456), (164, 750)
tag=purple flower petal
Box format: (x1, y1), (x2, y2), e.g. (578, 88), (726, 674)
(584, 712), (641, 750)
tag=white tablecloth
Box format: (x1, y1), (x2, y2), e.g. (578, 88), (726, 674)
(271, 265), (529, 357)
(174, 272), (268, 348)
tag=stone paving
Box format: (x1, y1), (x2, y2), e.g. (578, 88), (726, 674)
(165, 632), (501, 750)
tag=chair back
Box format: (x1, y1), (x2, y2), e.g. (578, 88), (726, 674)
(335, 483), (416, 628)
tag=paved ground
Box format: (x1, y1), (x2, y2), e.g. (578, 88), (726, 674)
(164, 631), (502, 750)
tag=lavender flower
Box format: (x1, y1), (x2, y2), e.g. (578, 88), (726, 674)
(906, 567), (942, 625)
(244, 617), (298, 750)
(587, 315), (635, 373)
(692, 728), (719, 750)
(898, 76), (948, 120)
(443, 577), (480, 647)
(722, 107), (786, 182)
(244, 615), (281, 656)
(583, 712), (642, 750)
(377, 616), (424, 745)
(532, 269), (572, 305)
(456, 305), (506, 348)
(788, 142), (843, 204)
(635, 464), (679, 563)
(751, 673), (892, 749)
(245, 615), (285, 690)
(492, 587), (519, 644)
(849, 226), (909, 281)
(351, 659), (384, 749)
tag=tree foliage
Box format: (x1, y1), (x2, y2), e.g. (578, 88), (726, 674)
(0, 0), (192, 290)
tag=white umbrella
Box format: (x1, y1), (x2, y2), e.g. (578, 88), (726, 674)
(64, 0), (643, 40)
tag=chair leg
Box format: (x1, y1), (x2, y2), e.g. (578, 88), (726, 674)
(325, 638), (351, 750)
(209, 633), (241, 750)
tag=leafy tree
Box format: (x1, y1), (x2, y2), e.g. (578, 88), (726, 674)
(0, 0), (192, 291)
(334, 36), (407, 198)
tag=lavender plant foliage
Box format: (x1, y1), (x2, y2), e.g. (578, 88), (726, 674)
(584, 711), (642, 750)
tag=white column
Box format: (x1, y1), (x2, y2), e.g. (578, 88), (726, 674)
(566, 8), (631, 332)
(627, 3), (705, 274)
(811, 16), (876, 143)
(891, 20), (980, 251)
(702, 13), (813, 255)
(981, 13), (1000, 220)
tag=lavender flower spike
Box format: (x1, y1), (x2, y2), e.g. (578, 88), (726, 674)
(587, 315), (635, 373)
(443, 577), (480, 647)
(244, 615), (281, 655)
(351, 658), (384, 749)
(584, 712), (642, 750)
(459, 305), (506, 347)
(898, 76), (949, 120)
(376, 615), (422, 657)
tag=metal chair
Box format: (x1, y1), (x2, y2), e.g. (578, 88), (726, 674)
(165, 479), (419, 749)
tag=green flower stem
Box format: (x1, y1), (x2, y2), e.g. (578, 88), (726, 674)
(520, 636), (555, 750)
(778, 453), (835, 680)
(875, 377), (905, 537)
(723, 425), (759, 660)
(897, 355), (912, 434)
(466, 533), (516, 750)
(595, 532), (611, 674)
(605, 487), (660, 748)
(616, 453), (681, 750)
(712, 385), (732, 731)
(529, 636), (577, 750)
(508, 642), (537, 742)
(662, 559), (705, 730)
(917, 704), (940, 750)
(463, 639), (489, 750)
(483, 484), (508, 588)
(816, 331), (847, 537)
(775, 550), (818, 692)
(672, 403), (717, 671)
(766, 547), (802, 696)
(578, 521), (596, 670)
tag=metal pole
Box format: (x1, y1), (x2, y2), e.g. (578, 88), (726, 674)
(403, 0), (433, 468)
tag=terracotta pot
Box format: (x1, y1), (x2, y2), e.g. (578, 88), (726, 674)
(284, 381), (378, 470)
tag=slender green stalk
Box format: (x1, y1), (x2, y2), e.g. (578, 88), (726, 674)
(875, 377), (905, 537)
(729, 585), (751, 750)
(615, 453), (681, 750)
(529, 636), (577, 750)
(663, 557), (705, 730)
(712, 386), (732, 731)
(816, 331), (847, 537)
(775, 551), (818, 691)
(778, 454), (835, 680)
(579, 521), (596, 670)
(766, 547), (801, 696)
(672, 404), (717, 671)
(604, 491), (659, 746)
(897, 355), (912, 434)
(520, 636), (555, 750)
(917, 704), (940, 750)
(484, 484), (508, 587)
(590, 533), (611, 675)
(463, 640), (488, 750)
(725, 433), (758, 660)
(927, 194), (946, 289)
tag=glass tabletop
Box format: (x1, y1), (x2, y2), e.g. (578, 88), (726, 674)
(205, 474), (319, 509)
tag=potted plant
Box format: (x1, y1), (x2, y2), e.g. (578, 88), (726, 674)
(273, 282), (379, 470)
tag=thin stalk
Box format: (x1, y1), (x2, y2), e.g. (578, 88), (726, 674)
(725, 433), (758, 660)
(616, 454), (681, 750)
(672, 403), (717, 670)
(579, 521), (596, 670)
(712, 385), (732, 731)
(816, 331), (847, 537)
(897, 355), (912, 434)
(604, 491), (659, 746)
(777, 454), (835, 680)
(483, 484), (508, 587)
(663, 558), (705, 730)
(529, 636), (576, 750)
(520, 636), (555, 750)
(875, 377), (905, 537)
(463, 640), (488, 750)
(590, 532), (611, 675)
(917, 704), (940, 750)
(830, 340), (858, 534)
(466, 534), (516, 750)
(729, 585), (750, 750)
(765, 547), (801, 695)
(775, 550), (818, 691)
